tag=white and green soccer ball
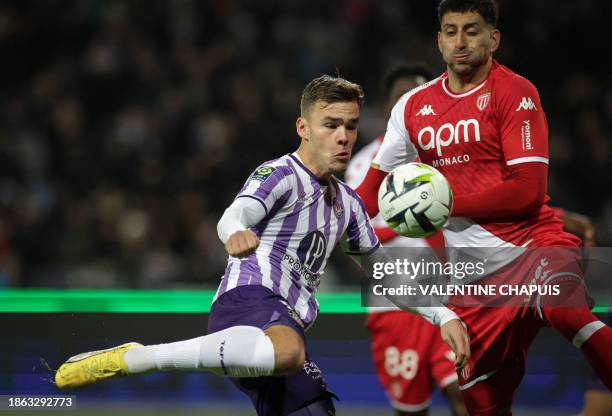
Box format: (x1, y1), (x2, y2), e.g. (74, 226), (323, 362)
(377, 163), (453, 238)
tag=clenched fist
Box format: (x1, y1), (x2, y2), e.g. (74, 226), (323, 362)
(225, 230), (260, 258)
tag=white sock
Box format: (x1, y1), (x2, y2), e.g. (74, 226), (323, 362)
(123, 326), (275, 377)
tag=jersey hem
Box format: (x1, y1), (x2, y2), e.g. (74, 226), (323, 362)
(459, 369), (499, 390)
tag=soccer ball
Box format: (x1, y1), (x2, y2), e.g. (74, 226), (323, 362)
(377, 163), (452, 238)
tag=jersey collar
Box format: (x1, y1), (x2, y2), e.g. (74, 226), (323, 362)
(289, 153), (330, 186)
(440, 60), (497, 98)
(441, 76), (487, 98)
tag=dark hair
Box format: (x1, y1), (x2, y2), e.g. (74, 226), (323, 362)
(437, 0), (499, 27)
(381, 63), (434, 100)
(300, 75), (365, 116)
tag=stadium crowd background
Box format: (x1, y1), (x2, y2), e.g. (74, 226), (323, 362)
(0, 0), (610, 289)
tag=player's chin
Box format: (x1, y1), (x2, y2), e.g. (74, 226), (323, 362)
(329, 160), (349, 174)
(450, 62), (474, 74)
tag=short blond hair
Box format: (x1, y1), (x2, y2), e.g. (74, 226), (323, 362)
(300, 75), (364, 117)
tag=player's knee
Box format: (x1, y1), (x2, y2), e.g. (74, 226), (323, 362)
(265, 325), (306, 374)
(274, 344), (305, 374)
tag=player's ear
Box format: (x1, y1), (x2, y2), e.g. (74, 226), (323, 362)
(296, 117), (309, 140)
(490, 28), (500, 53)
(437, 31), (443, 54)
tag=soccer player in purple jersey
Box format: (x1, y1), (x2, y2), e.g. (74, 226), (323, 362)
(55, 75), (470, 416)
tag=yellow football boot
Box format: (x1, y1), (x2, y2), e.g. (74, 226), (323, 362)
(55, 342), (142, 389)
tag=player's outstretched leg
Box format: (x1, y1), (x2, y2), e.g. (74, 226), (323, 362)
(55, 325), (276, 389)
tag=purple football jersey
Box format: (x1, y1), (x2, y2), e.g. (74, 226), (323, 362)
(214, 153), (379, 325)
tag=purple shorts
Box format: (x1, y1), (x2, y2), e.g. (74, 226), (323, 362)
(207, 285), (336, 416)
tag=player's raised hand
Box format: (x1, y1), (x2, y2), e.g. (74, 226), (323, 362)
(440, 319), (470, 370)
(226, 230), (260, 258)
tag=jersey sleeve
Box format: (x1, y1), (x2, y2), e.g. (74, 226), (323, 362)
(372, 93), (418, 172)
(496, 76), (549, 166)
(236, 164), (293, 215)
(217, 197), (267, 243)
(345, 192), (380, 253)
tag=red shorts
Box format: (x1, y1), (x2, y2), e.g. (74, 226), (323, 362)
(450, 247), (589, 415)
(366, 311), (457, 412)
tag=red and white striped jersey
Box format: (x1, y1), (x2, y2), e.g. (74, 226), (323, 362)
(373, 60), (575, 252)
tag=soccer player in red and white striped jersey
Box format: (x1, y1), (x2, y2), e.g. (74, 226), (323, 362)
(355, 1), (611, 414)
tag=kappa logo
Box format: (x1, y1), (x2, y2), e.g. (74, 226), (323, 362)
(416, 104), (436, 116)
(515, 97), (537, 112)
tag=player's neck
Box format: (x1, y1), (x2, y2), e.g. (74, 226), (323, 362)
(295, 148), (332, 181)
(447, 58), (493, 93)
